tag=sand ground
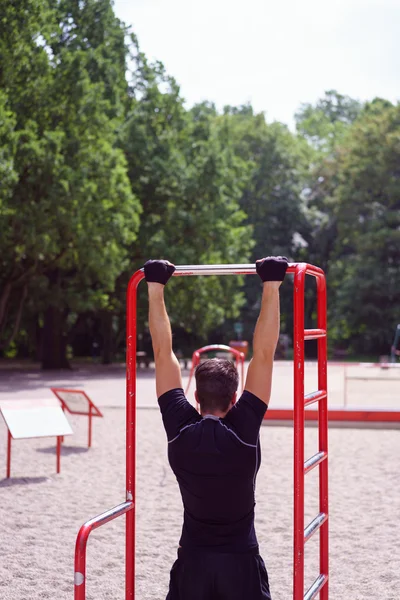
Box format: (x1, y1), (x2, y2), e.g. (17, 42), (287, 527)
(0, 361), (399, 600)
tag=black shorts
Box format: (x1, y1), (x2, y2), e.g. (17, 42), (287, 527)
(166, 549), (272, 600)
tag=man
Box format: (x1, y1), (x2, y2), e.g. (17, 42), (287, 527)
(144, 256), (288, 600)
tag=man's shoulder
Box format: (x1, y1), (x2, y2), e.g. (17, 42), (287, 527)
(222, 390), (267, 446)
(226, 390), (267, 420)
(158, 387), (201, 443)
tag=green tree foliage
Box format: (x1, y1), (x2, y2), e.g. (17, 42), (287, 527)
(215, 107), (311, 340)
(0, 1), (397, 365)
(0, 0), (140, 367)
(120, 49), (253, 342)
(295, 90), (362, 151)
(328, 100), (400, 353)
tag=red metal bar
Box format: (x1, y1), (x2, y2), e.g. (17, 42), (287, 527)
(51, 388), (103, 418)
(7, 430), (11, 478)
(126, 269), (144, 599)
(57, 436), (61, 473)
(304, 389), (327, 407)
(186, 344), (245, 399)
(304, 574), (328, 600)
(73, 261), (328, 600)
(317, 272), (329, 600)
(61, 405), (65, 443)
(74, 501), (133, 600)
(293, 265), (307, 600)
(185, 351), (200, 395)
(293, 264), (329, 600)
(293, 264), (306, 600)
(304, 451), (327, 475)
(304, 328), (326, 340)
(304, 512), (328, 543)
(265, 407), (400, 423)
(88, 405), (92, 448)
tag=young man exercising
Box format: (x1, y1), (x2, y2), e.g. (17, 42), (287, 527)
(144, 256), (288, 600)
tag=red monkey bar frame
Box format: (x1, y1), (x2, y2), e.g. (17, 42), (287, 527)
(74, 262), (328, 600)
(185, 344), (245, 397)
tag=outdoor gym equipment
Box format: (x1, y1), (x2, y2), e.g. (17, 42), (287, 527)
(74, 262), (329, 600)
(51, 388), (103, 448)
(0, 397), (73, 477)
(185, 344), (245, 400)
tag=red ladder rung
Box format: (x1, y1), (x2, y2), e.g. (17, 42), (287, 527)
(304, 389), (327, 406)
(304, 512), (328, 543)
(304, 574), (328, 600)
(304, 328), (326, 340)
(304, 450), (327, 475)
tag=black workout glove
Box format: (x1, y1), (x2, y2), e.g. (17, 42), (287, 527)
(256, 256), (288, 282)
(143, 259), (176, 285)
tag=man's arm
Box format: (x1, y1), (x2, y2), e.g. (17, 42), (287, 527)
(244, 257), (288, 405)
(144, 260), (182, 398)
(148, 282), (182, 397)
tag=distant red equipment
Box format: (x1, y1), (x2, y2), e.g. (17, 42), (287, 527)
(185, 344), (245, 402)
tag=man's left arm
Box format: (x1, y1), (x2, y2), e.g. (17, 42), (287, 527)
(145, 260), (182, 397)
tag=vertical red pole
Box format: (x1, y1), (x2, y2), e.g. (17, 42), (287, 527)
(88, 405), (93, 448)
(57, 436), (61, 473)
(61, 406), (65, 443)
(293, 264), (306, 600)
(75, 525), (88, 600)
(125, 270), (144, 600)
(317, 274), (329, 599)
(7, 430), (12, 478)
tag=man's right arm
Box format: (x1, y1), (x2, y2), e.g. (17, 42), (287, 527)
(244, 257), (288, 406)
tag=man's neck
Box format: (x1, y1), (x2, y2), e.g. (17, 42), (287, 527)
(201, 410), (227, 419)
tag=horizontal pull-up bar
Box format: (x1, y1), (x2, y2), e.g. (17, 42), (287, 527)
(139, 263), (324, 277)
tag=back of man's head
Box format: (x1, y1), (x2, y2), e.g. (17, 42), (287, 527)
(195, 358), (239, 414)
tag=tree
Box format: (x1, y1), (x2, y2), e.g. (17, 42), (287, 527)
(215, 107), (311, 342)
(119, 49), (254, 348)
(328, 100), (400, 353)
(295, 90), (362, 151)
(0, 0), (141, 367)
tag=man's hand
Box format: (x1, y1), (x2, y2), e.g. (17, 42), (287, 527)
(144, 259), (175, 285)
(256, 256), (288, 284)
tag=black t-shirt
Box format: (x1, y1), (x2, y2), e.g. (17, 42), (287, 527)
(158, 388), (267, 554)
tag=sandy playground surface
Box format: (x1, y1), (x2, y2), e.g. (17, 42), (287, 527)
(0, 361), (399, 600)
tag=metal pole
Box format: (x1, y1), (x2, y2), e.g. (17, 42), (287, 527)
(7, 430), (11, 478)
(122, 261), (325, 600)
(57, 436), (61, 474)
(317, 274), (329, 600)
(75, 502), (133, 600)
(125, 270), (144, 599)
(88, 405), (92, 448)
(145, 262), (308, 278)
(293, 264), (306, 600)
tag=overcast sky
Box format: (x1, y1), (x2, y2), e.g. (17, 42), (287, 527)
(114, 0), (400, 128)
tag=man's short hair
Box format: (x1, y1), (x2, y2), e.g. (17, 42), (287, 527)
(195, 358), (239, 413)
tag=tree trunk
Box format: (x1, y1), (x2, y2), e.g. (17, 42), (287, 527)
(101, 311), (113, 365)
(41, 305), (71, 369)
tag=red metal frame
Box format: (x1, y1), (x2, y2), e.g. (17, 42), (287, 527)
(265, 408), (400, 423)
(73, 262), (329, 600)
(7, 430), (11, 478)
(185, 344), (245, 400)
(51, 388), (103, 448)
(293, 263), (329, 600)
(5, 430), (63, 478)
